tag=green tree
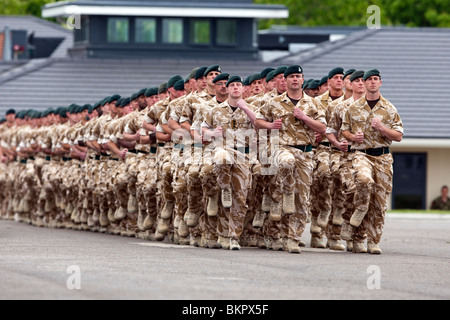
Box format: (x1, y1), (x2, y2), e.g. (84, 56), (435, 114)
(256, 0), (449, 28)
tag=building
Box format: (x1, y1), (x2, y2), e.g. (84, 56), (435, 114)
(41, 0), (288, 60)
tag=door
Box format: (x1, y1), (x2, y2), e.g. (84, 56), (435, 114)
(392, 153), (427, 210)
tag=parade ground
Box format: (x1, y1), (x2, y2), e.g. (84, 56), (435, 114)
(1, 214), (449, 300)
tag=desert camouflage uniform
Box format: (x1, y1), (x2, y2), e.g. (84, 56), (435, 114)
(311, 91), (343, 245)
(257, 92), (326, 243)
(327, 96), (367, 244)
(203, 101), (256, 242)
(342, 94), (403, 244)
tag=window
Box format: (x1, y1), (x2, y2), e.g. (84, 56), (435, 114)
(74, 16), (89, 44)
(107, 18), (129, 43)
(216, 19), (237, 46)
(190, 20), (210, 45)
(135, 18), (156, 43)
(162, 19), (183, 44)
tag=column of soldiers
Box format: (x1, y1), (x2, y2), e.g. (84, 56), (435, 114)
(0, 64), (403, 255)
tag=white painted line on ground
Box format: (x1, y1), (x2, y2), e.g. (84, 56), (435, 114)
(133, 242), (194, 249)
(387, 213), (450, 220)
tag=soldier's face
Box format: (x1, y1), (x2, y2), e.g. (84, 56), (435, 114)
(251, 80), (264, 95)
(6, 114), (15, 123)
(207, 72), (221, 87)
(344, 77), (353, 92)
(352, 78), (366, 95)
(227, 82), (244, 99)
(138, 96), (147, 109)
(197, 76), (207, 91)
(329, 75), (344, 91)
(286, 74), (304, 91)
(319, 83), (328, 95)
(309, 88), (320, 97)
(442, 187), (448, 198)
(159, 92), (168, 100)
(214, 80), (228, 96)
(122, 105), (133, 115)
(275, 74), (287, 93)
(365, 76), (382, 94)
(146, 96), (158, 107)
(266, 79), (276, 92)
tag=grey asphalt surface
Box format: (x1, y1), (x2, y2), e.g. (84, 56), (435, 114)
(0, 214), (449, 300)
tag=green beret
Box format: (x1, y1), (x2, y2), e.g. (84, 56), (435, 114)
(195, 67), (208, 80)
(319, 76), (328, 86)
(0, 118), (6, 123)
(265, 70), (276, 83)
(100, 97), (110, 106)
(308, 80), (320, 90)
(68, 105), (78, 114)
(58, 107), (68, 118)
(158, 82), (168, 94)
(6, 109), (16, 116)
(243, 76), (252, 86)
(364, 69), (381, 81)
(204, 64), (222, 76)
(261, 67), (275, 79)
(93, 102), (101, 109)
(303, 79), (314, 89)
(173, 79), (185, 91)
(81, 104), (91, 112)
(16, 111), (26, 119)
(168, 75), (183, 89)
(226, 76), (243, 87)
(145, 87), (159, 97)
(110, 95), (121, 103)
(137, 88), (147, 97)
(131, 92), (139, 101)
(115, 98), (123, 107)
(213, 73), (230, 84)
(350, 70), (365, 82)
(273, 66), (288, 77)
(187, 67), (200, 80)
(328, 67), (344, 79)
(344, 69), (356, 80)
(284, 65), (303, 78)
(249, 73), (262, 84)
(120, 97), (131, 108)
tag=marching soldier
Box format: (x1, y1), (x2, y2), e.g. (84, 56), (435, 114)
(255, 65), (326, 254)
(341, 69), (403, 254)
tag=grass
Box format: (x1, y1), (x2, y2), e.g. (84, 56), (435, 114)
(388, 210), (450, 215)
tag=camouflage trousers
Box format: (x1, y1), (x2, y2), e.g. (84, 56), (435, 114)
(271, 146), (314, 241)
(310, 145), (332, 234)
(186, 144), (220, 240)
(352, 152), (393, 244)
(214, 147), (252, 241)
(136, 153), (158, 231)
